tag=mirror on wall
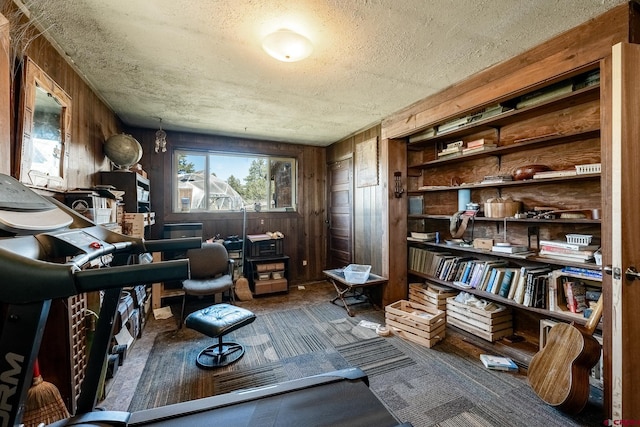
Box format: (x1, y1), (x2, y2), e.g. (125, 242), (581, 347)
(17, 57), (71, 190)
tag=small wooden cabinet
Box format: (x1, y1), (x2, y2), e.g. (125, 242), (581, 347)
(245, 255), (289, 295)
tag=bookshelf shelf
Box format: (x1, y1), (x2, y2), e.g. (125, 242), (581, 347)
(409, 268), (591, 325)
(406, 173), (600, 192)
(408, 214), (601, 225)
(407, 83), (599, 149)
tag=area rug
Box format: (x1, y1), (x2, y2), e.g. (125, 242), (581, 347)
(128, 302), (604, 427)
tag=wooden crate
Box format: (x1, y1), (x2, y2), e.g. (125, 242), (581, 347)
(385, 300), (446, 348)
(409, 282), (458, 311)
(446, 297), (513, 342)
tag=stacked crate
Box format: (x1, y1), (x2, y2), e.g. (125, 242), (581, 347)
(409, 282), (458, 311)
(385, 300), (446, 348)
(445, 297), (513, 342)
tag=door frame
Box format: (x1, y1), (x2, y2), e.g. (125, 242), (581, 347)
(605, 41), (640, 420)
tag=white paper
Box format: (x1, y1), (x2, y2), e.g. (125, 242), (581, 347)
(153, 306), (173, 320)
(114, 326), (134, 347)
(358, 320), (380, 330)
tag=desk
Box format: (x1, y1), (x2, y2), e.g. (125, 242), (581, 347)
(323, 268), (388, 316)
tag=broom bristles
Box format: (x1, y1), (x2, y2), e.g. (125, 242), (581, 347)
(22, 374), (70, 427)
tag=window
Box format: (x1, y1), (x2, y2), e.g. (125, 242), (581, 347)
(173, 150), (297, 213)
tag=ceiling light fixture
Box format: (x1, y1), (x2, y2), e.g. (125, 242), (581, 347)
(155, 118), (167, 153)
(262, 29), (313, 62)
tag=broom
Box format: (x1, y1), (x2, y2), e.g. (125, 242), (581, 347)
(234, 207), (253, 301)
(22, 359), (70, 427)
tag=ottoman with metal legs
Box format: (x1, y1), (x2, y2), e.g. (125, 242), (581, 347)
(185, 303), (256, 369)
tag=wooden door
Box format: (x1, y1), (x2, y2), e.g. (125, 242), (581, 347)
(604, 42), (640, 420)
(327, 158), (353, 269)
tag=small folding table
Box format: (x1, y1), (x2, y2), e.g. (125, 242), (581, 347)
(323, 268), (388, 316)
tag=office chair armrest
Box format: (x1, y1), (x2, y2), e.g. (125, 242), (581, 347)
(228, 258), (235, 277)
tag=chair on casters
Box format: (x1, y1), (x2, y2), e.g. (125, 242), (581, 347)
(185, 303), (256, 368)
(180, 242), (235, 328)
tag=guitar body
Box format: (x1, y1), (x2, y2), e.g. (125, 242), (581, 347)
(528, 323), (601, 414)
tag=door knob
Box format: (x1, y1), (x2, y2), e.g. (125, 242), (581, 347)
(625, 266), (640, 281)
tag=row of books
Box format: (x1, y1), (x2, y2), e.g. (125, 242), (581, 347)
(408, 247), (552, 308)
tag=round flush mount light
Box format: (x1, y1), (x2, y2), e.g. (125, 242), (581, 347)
(262, 29), (313, 62)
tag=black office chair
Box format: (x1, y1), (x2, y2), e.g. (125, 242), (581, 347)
(180, 242), (234, 328)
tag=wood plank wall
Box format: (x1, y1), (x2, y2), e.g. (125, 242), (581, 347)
(125, 127), (327, 285)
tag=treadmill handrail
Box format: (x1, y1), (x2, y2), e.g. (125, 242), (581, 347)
(0, 233), (197, 304)
(75, 260), (189, 293)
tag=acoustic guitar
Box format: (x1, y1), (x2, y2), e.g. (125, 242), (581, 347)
(527, 295), (603, 414)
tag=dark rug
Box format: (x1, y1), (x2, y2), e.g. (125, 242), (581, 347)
(128, 302), (604, 427)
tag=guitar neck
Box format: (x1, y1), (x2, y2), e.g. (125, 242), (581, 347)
(583, 294), (603, 335)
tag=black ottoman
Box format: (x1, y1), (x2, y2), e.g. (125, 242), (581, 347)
(185, 304), (256, 369)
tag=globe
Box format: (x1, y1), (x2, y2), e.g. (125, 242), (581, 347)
(104, 133), (143, 169)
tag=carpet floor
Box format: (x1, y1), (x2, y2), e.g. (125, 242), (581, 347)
(127, 299), (604, 427)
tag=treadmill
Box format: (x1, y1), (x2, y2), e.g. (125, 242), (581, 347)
(0, 174), (408, 427)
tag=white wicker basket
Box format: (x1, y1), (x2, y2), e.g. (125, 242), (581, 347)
(575, 163), (601, 175)
(566, 234), (592, 245)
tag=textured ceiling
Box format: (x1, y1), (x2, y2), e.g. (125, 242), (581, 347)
(24, 0), (626, 146)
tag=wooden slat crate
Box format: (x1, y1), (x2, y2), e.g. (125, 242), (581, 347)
(385, 300), (446, 348)
(409, 282), (458, 311)
(446, 297), (513, 342)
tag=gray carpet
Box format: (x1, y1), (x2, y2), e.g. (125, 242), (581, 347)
(128, 302), (603, 427)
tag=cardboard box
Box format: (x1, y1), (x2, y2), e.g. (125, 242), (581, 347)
(473, 238), (494, 250)
(385, 300), (446, 348)
(446, 297), (512, 342)
(254, 278), (288, 295)
(123, 212), (152, 237)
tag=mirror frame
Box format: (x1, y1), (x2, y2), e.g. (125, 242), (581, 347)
(17, 57), (71, 190)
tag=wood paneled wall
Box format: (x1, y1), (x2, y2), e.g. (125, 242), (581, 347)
(126, 128), (327, 284)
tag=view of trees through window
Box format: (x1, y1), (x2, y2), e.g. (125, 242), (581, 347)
(174, 150), (296, 212)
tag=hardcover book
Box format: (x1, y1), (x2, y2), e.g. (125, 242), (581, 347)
(480, 354), (518, 371)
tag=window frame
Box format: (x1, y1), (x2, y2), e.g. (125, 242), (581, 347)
(173, 149), (298, 213)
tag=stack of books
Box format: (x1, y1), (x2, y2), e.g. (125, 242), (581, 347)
(538, 240), (599, 263)
(480, 354), (518, 371)
(437, 141), (463, 159)
(462, 138), (497, 155)
(481, 175), (513, 184)
(532, 169), (577, 179)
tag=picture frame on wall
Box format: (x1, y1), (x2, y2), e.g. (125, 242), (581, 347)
(356, 136), (378, 187)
